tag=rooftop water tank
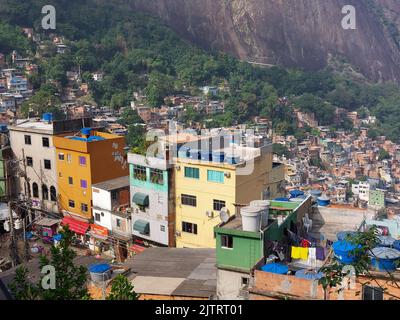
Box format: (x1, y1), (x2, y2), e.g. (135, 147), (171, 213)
(250, 200), (270, 228)
(42, 112), (53, 123)
(289, 189), (304, 198)
(332, 240), (362, 264)
(89, 263), (112, 282)
(81, 127), (92, 136)
(240, 206), (262, 232)
(178, 146), (190, 158)
(225, 154), (240, 165)
(369, 247), (400, 272)
(310, 190), (322, 197)
(212, 152), (225, 163)
(274, 197), (290, 202)
(189, 149), (200, 160)
(200, 150), (212, 161)
(317, 195), (330, 207)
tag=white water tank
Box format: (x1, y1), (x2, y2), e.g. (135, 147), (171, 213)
(249, 200), (270, 227)
(3, 220), (10, 232)
(241, 206), (262, 232)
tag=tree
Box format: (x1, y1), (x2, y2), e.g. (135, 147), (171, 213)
(106, 275), (138, 300)
(9, 226), (90, 300)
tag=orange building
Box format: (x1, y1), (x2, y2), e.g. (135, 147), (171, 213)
(53, 128), (128, 222)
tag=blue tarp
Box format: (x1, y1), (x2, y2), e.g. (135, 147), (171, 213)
(53, 234), (63, 241)
(295, 269), (324, 280)
(89, 263), (111, 273)
(261, 263), (289, 275)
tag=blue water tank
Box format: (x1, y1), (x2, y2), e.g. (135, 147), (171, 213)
(81, 127), (92, 136)
(289, 190), (304, 198)
(370, 247), (400, 272)
(310, 190), (322, 197)
(332, 240), (362, 264)
(89, 263), (111, 273)
(0, 124), (8, 132)
(200, 150), (212, 161)
(189, 149), (200, 160)
(337, 231), (358, 241)
(42, 113), (53, 122)
(178, 146), (190, 158)
(317, 196), (330, 207)
(226, 155), (240, 164)
(212, 152), (225, 163)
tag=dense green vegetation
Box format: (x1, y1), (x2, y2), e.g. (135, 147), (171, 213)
(0, 0), (400, 143)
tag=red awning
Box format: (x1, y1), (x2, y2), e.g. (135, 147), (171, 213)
(62, 216), (89, 235)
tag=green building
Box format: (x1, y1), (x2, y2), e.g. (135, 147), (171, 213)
(369, 189), (385, 209)
(214, 197), (312, 299)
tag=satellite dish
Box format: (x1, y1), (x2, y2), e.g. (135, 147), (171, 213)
(219, 207), (230, 223)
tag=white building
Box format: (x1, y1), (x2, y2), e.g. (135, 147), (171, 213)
(92, 176), (130, 236)
(352, 182), (370, 202)
(9, 116), (92, 214)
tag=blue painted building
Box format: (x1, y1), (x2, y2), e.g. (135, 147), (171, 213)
(128, 153), (175, 246)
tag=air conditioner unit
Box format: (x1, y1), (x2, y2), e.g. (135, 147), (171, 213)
(175, 231), (181, 237)
(206, 211), (214, 218)
(224, 172), (231, 178)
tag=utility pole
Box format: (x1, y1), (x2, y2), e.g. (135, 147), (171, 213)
(8, 201), (19, 267)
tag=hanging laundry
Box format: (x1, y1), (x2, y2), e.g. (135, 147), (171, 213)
(307, 247), (317, 266)
(291, 246), (301, 259)
(316, 247), (325, 261)
(301, 239), (311, 248)
(299, 247), (309, 260)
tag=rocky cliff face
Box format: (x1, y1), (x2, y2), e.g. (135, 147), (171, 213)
(126, 0), (400, 83)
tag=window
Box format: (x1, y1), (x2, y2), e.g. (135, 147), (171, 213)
(68, 177), (73, 185)
(32, 183), (39, 198)
(213, 199), (226, 211)
(116, 218), (121, 228)
(67, 154), (72, 163)
(68, 200), (75, 208)
(50, 186), (57, 201)
(24, 135), (31, 145)
(182, 222), (197, 234)
(133, 165), (146, 181)
(207, 170), (224, 183)
(150, 168), (164, 185)
(80, 179), (88, 189)
(42, 184), (49, 200)
(160, 225), (166, 232)
(44, 159), (51, 170)
(59, 172), (62, 178)
(95, 213), (101, 222)
(42, 137), (49, 147)
(58, 153), (65, 161)
(363, 285), (384, 300)
(184, 167), (199, 179)
(181, 194), (197, 207)
(81, 203), (88, 213)
(79, 156), (86, 166)
(241, 277), (249, 286)
(221, 235), (233, 249)
(26, 157), (33, 167)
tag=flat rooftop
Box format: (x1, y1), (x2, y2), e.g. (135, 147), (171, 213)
(124, 248), (216, 298)
(92, 176), (129, 191)
(10, 119), (54, 133)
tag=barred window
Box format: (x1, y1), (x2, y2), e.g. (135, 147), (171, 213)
(213, 199), (226, 211)
(133, 165), (147, 181)
(150, 168), (164, 185)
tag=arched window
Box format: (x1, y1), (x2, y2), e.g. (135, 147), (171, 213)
(27, 183), (31, 197)
(42, 184), (49, 201)
(32, 183), (39, 198)
(50, 186), (57, 202)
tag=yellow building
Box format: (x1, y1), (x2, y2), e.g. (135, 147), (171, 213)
(53, 128), (128, 221)
(174, 142), (284, 248)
